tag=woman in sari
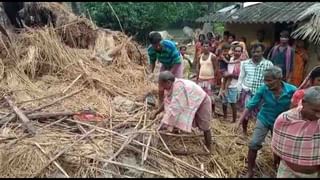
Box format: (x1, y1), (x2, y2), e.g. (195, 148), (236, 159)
(291, 40), (308, 86)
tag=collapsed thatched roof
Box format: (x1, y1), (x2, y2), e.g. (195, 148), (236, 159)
(291, 3), (320, 45)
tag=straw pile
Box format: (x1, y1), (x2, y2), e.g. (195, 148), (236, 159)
(0, 2), (274, 178)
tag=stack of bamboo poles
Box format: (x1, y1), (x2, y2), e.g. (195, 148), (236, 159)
(0, 90), (275, 177)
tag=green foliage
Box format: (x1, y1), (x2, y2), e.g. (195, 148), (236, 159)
(81, 2), (207, 40)
(214, 23), (225, 35)
(80, 2), (234, 42)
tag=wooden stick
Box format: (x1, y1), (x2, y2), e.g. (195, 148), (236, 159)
(76, 123), (107, 154)
(34, 143), (70, 178)
(27, 111), (76, 120)
(4, 96), (36, 135)
(40, 117), (68, 130)
(200, 140), (210, 154)
(1, 88), (85, 125)
(169, 150), (210, 156)
(32, 128), (95, 177)
(159, 132), (236, 138)
(87, 156), (169, 177)
(107, 104), (154, 165)
(16, 92), (62, 105)
(64, 119), (213, 177)
(31, 88), (84, 113)
(62, 74), (83, 94)
(156, 130), (173, 156)
(111, 118), (135, 130)
(142, 134), (152, 162)
(64, 118), (207, 176)
(107, 2), (124, 33)
(141, 99), (148, 165)
(0, 113), (15, 126)
(180, 137), (187, 152)
(107, 133), (138, 162)
(212, 158), (226, 177)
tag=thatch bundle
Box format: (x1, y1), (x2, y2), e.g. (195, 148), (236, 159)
(0, 2), (274, 178)
(22, 2), (76, 27)
(21, 2), (97, 49)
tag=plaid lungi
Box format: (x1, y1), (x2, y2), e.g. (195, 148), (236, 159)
(277, 160), (320, 178)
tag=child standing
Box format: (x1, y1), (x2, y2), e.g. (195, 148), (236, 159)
(219, 45), (242, 122)
(180, 46), (193, 78)
(217, 44), (231, 97)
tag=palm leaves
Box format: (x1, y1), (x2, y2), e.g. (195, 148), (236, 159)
(291, 3), (320, 45)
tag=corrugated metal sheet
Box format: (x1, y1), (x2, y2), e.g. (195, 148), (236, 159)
(196, 2), (317, 24)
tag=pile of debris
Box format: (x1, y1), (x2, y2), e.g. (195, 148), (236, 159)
(0, 2), (274, 178)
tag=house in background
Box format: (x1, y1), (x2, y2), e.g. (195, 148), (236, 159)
(196, 2), (320, 75)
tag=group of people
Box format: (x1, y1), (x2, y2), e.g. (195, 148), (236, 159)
(146, 30), (320, 178)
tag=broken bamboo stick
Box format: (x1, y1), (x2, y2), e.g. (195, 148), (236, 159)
(31, 88), (85, 113)
(27, 111), (76, 120)
(4, 96), (36, 135)
(16, 92), (62, 105)
(62, 74), (83, 94)
(65, 119), (213, 177)
(142, 134), (152, 162)
(1, 88), (85, 125)
(32, 128), (96, 177)
(34, 143), (70, 178)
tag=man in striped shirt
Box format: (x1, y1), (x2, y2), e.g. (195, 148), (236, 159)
(237, 43), (273, 136)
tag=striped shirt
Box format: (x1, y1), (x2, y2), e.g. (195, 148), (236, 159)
(237, 58), (273, 94)
(271, 106), (320, 166)
(148, 40), (181, 69)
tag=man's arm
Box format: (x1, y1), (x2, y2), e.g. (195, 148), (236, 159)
(237, 86), (264, 127)
(148, 48), (157, 73)
(149, 63), (156, 73)
(168, 44), (182, 74)
(236, 61), (245, 89)
(151, 102), (164, 120)
(155, 103), (164, 115)
(183, 55), (193, 68)
(211, 54), (218, 76)
(246, 85), (264, 110)
(193, 49), (200, 73)
(196, 57), (201, 81)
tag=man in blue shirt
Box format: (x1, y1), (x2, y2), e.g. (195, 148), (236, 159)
(236, 66), (297, 178)
(148, 32), (184, 102)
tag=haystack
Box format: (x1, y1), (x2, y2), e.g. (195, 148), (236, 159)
(20, 2), (97, 49)
(0, 2), (274, 178)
